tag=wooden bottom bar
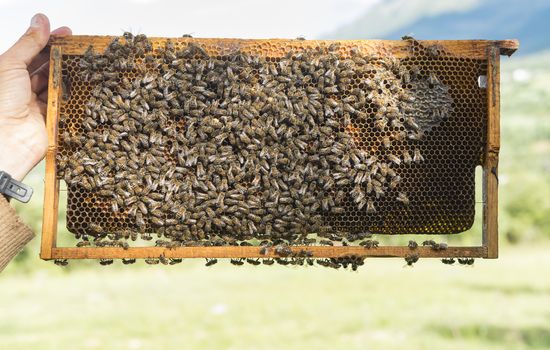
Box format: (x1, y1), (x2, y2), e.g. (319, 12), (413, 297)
(49, 246), (487, 260)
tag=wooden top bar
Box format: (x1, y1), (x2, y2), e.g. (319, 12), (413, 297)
(48, 36), (519, 59)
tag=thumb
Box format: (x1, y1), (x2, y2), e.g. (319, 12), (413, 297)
(3, 13), (51, 66)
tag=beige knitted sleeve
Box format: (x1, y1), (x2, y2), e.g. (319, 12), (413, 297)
(0, 196), (35, 272)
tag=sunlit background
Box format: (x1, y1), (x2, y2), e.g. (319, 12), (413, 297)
(1, 0), (549, 349)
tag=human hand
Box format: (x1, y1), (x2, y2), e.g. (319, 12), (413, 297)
(0, 14), (71, 182)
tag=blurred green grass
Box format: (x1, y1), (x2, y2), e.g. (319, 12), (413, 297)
(1, 245), (549, 350)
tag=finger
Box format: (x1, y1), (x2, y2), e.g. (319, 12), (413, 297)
(30, 26), (73, 94)
(51, 26), (72, 36)
(2, 13), (51, 66)
(28, 27), (72, 74)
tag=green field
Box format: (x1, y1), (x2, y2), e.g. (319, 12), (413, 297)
(1, 245), (550, 350)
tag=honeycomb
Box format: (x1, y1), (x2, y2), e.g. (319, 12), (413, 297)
(56, 38), (487, 240)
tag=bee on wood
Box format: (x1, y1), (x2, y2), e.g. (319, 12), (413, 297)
(422, 240), (436, 247)
(360, 240), (379, 248)
(274, 244), (292, 257)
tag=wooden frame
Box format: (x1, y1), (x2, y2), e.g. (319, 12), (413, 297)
(40, 37), (518, 261)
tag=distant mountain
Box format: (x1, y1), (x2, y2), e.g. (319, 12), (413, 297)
(324, 0), (550, 55)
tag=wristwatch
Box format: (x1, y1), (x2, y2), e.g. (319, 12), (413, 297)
(0, 171), (33, 203)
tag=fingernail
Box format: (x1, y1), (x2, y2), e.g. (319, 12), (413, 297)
(30, 14), (42, 28)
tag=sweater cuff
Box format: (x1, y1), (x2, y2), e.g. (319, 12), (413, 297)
(0, 196), (35, 272)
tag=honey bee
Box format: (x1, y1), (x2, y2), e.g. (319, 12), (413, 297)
(170, 258), (183, 265)
(441, 258), (455, 265)
(404, 253), (419, 266)
(246, 258), (261, 266)
(458, 257), (474, 265)
(145, 258), (160, 265)
(402, 150), (412, 165)
(405, 117), (419, 130)
(99, 259), (114, 266)
(230, 258), (244, 266)
(413, 148), (424, 162)
(360, 239), (379, 248)
(389, 175), (401, 189)
(387, 154), (401, 166)
(423, 240), (436, 247)
(374, 118), (387, 130)
(88, 223), (103, 234)
(396, 192), (409, 206)
(427, 71), (440, 85)
(205, 258), (218, 267)
(142, 232), (153, 241)
(428, 242), (448, 251)
(426, 45), (441, 57)
(54, 259), (69, 267)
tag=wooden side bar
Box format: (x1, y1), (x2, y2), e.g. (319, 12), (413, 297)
(483, 45), (501, 259)
(40, 46), (62, 260)
(50, 246), (487, 260)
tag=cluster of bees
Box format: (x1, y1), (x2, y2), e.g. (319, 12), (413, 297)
(404, 239), (474, 266)
(56, 33), (456, 268)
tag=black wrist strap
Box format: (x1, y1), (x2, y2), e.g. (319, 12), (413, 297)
(0, 171), (33, 203)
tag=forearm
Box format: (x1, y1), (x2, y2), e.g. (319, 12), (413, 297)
(0, 196), (34, 272)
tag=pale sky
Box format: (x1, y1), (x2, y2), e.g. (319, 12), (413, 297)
(0, 0), (379, 51)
